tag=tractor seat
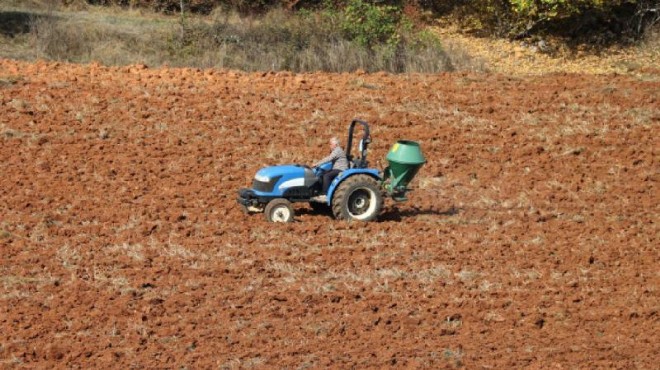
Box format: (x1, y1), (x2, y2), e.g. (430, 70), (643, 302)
(347, 155), (366, 169)
(352, 157), (367, 169)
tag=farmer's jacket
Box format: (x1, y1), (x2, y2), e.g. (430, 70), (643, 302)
(315, 146), (348, 171)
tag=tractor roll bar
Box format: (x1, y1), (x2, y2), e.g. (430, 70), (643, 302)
(346, 119), (371, 167)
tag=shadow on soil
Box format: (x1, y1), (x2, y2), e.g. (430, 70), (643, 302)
(379, 205), (460, 222)
(296, 205), (333, 219)
(297, 205), (461, 222)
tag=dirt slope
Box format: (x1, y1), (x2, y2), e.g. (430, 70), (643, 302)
(0, 59), (658, 368)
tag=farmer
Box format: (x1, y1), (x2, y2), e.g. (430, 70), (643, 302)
(313, 136), (348, 198)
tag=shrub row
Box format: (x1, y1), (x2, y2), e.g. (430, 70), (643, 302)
(433, 0), (659, 43)
(75, 0), (659, 42)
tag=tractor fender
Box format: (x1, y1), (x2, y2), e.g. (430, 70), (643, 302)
(326, 169), (381, 205)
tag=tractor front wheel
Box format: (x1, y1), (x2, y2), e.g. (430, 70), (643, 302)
(264, 199), (294, 223)
(332, 175), (383, 221)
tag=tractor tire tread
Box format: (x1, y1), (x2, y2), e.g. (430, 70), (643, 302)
(331, 174), (383, 221)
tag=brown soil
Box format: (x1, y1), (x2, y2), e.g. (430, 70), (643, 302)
(0, 59), (658, 368)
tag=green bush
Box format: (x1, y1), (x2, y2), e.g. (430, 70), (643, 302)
(341, 0), (403, 48)
(507, 0), (634, 36)
(177, 6), (456, 73)
(510, 0), (625, 19)
(429, 0), (658, 41)
(58, 0), (659, 42)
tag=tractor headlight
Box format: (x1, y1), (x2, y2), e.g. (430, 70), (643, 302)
(254, 173), (270, 183)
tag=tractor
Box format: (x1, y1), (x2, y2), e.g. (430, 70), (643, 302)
(237, 119), (425, 222)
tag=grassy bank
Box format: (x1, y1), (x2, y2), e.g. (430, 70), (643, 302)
(0, 2), (484, 73)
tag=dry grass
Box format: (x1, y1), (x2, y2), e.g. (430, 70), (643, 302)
(0, 3), (481, 73)
(434, 23), (660, 76)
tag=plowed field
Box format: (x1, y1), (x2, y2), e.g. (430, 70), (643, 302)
(1, 59), (658, 368)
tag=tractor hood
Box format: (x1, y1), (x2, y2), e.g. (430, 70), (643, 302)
(254, 165), (304, 183)
(253, 164), (317, 195)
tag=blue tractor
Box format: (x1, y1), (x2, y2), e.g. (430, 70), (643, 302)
(237, 119), (426, 222)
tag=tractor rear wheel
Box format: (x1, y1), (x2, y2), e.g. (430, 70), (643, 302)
(331, 175), (383, 221)
(264, 198), (294, 223)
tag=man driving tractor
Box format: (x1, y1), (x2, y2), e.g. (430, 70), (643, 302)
(311, 136), (348, 201)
